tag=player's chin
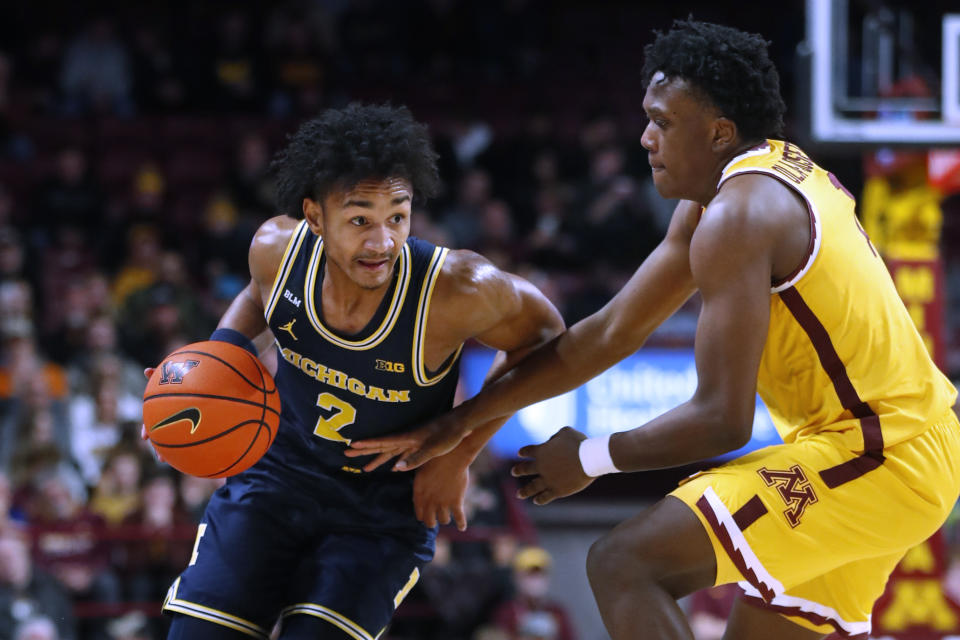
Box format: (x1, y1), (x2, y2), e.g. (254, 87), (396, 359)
(651, 171), (679, 198)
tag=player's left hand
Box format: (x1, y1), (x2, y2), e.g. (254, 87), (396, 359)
(512, 426), (595, 505)
(413, 454), (470, 531)
(345, 412), (468, 472)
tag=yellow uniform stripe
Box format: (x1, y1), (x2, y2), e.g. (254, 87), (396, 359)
(393, 567), (420, 608)
(265, 220), (310, 324)
(163, 578), (269, 639)
(303, 241), (410, 350)
(281, 603), (374, 640)
(411, 247), (462, 386)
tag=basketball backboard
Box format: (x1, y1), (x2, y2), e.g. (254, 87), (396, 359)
(804, 0), (960, 146)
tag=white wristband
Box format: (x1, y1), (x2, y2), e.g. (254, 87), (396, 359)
(578, 434), (619, 477)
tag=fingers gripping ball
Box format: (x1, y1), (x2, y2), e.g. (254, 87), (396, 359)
(142, 341), (281, 478)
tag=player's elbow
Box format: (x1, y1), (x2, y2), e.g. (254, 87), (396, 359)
(699, 400), (753, 453)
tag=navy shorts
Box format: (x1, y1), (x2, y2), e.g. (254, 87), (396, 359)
(163, 471), (435, 639)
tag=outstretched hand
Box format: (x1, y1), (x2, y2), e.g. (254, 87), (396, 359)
(140, 367), (164, 462)
(345, 414), (469, 472)
(511, 426), (595, 505)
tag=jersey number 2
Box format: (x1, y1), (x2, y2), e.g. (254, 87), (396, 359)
(313, 392), (357, 444)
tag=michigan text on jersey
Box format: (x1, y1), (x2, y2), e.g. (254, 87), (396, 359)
(280, 346), (411, 403)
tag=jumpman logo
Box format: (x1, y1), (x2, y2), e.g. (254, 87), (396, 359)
(279, 319), (298, 341)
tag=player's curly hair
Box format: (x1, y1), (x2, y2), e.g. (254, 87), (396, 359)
(641, 19), (786, 142)
(271, 103), (442, 218)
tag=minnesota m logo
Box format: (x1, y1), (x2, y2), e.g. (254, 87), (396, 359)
(758, 465), (818, 528)
(159, 360), (200, 385)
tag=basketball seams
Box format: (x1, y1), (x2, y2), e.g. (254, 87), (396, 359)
(150, 419), (266, 448)
(204, 423), (267, 478)
(144, 340), (281, 478)
(167, 347), (277, 394)
(143, 393), (281, 417)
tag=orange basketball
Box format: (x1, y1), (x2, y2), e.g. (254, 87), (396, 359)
(142, 340), (281, 478)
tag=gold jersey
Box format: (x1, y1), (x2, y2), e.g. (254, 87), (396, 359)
(715, 140), (956, 487)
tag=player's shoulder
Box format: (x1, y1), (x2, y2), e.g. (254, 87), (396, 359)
(435, 249), (511, 300)
(430, 249), (521, 324)
(249, 215), (303, 285)
(253, 214), (301, 247)
(708, 173), (804, 235)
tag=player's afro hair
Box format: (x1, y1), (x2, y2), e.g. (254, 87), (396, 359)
(271, 103), (441, 218)
(641, 19), (786, 142)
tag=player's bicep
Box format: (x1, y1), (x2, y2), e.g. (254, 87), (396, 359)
(688, 214), (772, 436)
(473, 274), (564, 356)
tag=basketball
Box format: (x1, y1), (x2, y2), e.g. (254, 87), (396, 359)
(142, 340), (281, 478)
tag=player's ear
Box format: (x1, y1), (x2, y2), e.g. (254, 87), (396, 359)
(712, 116), (738, 153)
(302, 198), (324, 236)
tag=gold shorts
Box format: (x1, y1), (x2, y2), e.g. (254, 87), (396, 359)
(671, 409), (960, 636)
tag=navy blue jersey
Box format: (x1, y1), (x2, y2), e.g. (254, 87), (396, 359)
(261, 221), (461, 472)
(224, 221), (461, 538)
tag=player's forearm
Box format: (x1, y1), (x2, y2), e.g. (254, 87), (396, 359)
(445, 415), (512, 464)
(217, 282), (268, 340)
(457, 313), (636, 428)
(610, 399), (752, 472)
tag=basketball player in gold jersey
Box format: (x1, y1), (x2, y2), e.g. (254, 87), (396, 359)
(347, 20), (960, 639)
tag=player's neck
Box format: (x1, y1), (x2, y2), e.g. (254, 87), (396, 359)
(320, 262), (394, 334)
(699, 139), (766, 205)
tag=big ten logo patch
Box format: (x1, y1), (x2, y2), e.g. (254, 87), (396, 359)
(757, 465), (818, 528)
(375, 359), (405, 373)
(159, 360), (200, 385)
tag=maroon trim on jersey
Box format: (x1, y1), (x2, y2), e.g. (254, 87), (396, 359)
(778, 287), (885, 488)
(732, 495), (768, 531)
(695, 495), (776, 602)
(713, 169), (817, 288)
(740, 592), (869, 637)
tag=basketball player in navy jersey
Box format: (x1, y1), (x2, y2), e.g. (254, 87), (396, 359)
(157, 104), (564, 639)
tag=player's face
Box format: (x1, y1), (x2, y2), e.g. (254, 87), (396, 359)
(319, 178), (413, 290)
(640, 73), (725, 202)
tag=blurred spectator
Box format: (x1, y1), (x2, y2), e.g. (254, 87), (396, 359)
(475, 199), (519, 270)
(419, 535), (513, 639)
(178, 474), (223, 524)
(200, 193), (254, 275)
(17, 31), (62, 112)
(13, 615), (59, 640)
(117, 467), (193, 603)
(226, 133), (275, 218)
(28, 466), (120, 639)
(265, 18), (328, 117)
(104, 612), (150, 640)
(0, 228), (27, 283)
(463, 448), (511, 528)
(0, 532), (76, 640)
(118, 250), (208, 366)
(491, 546), (576, 640)
(88, 447), (144, 526)
(686, 584), (739, 640)
(59, 18), (132, 116)
(32, 148), (103, 235)
(470, 626), (510, 640)
(570, 145), (658, 270)
(517, 610), (560, 640)
(66, 314), (145, 401)
(205, 11), (263, 111)
(129, 27), (186, 113)
(68, 355), (142, 486)
(0, 470), (27, 534)
(110, 225), (162, 308)
(442, 169), (493, 250)
(0, 328), (71, 470)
